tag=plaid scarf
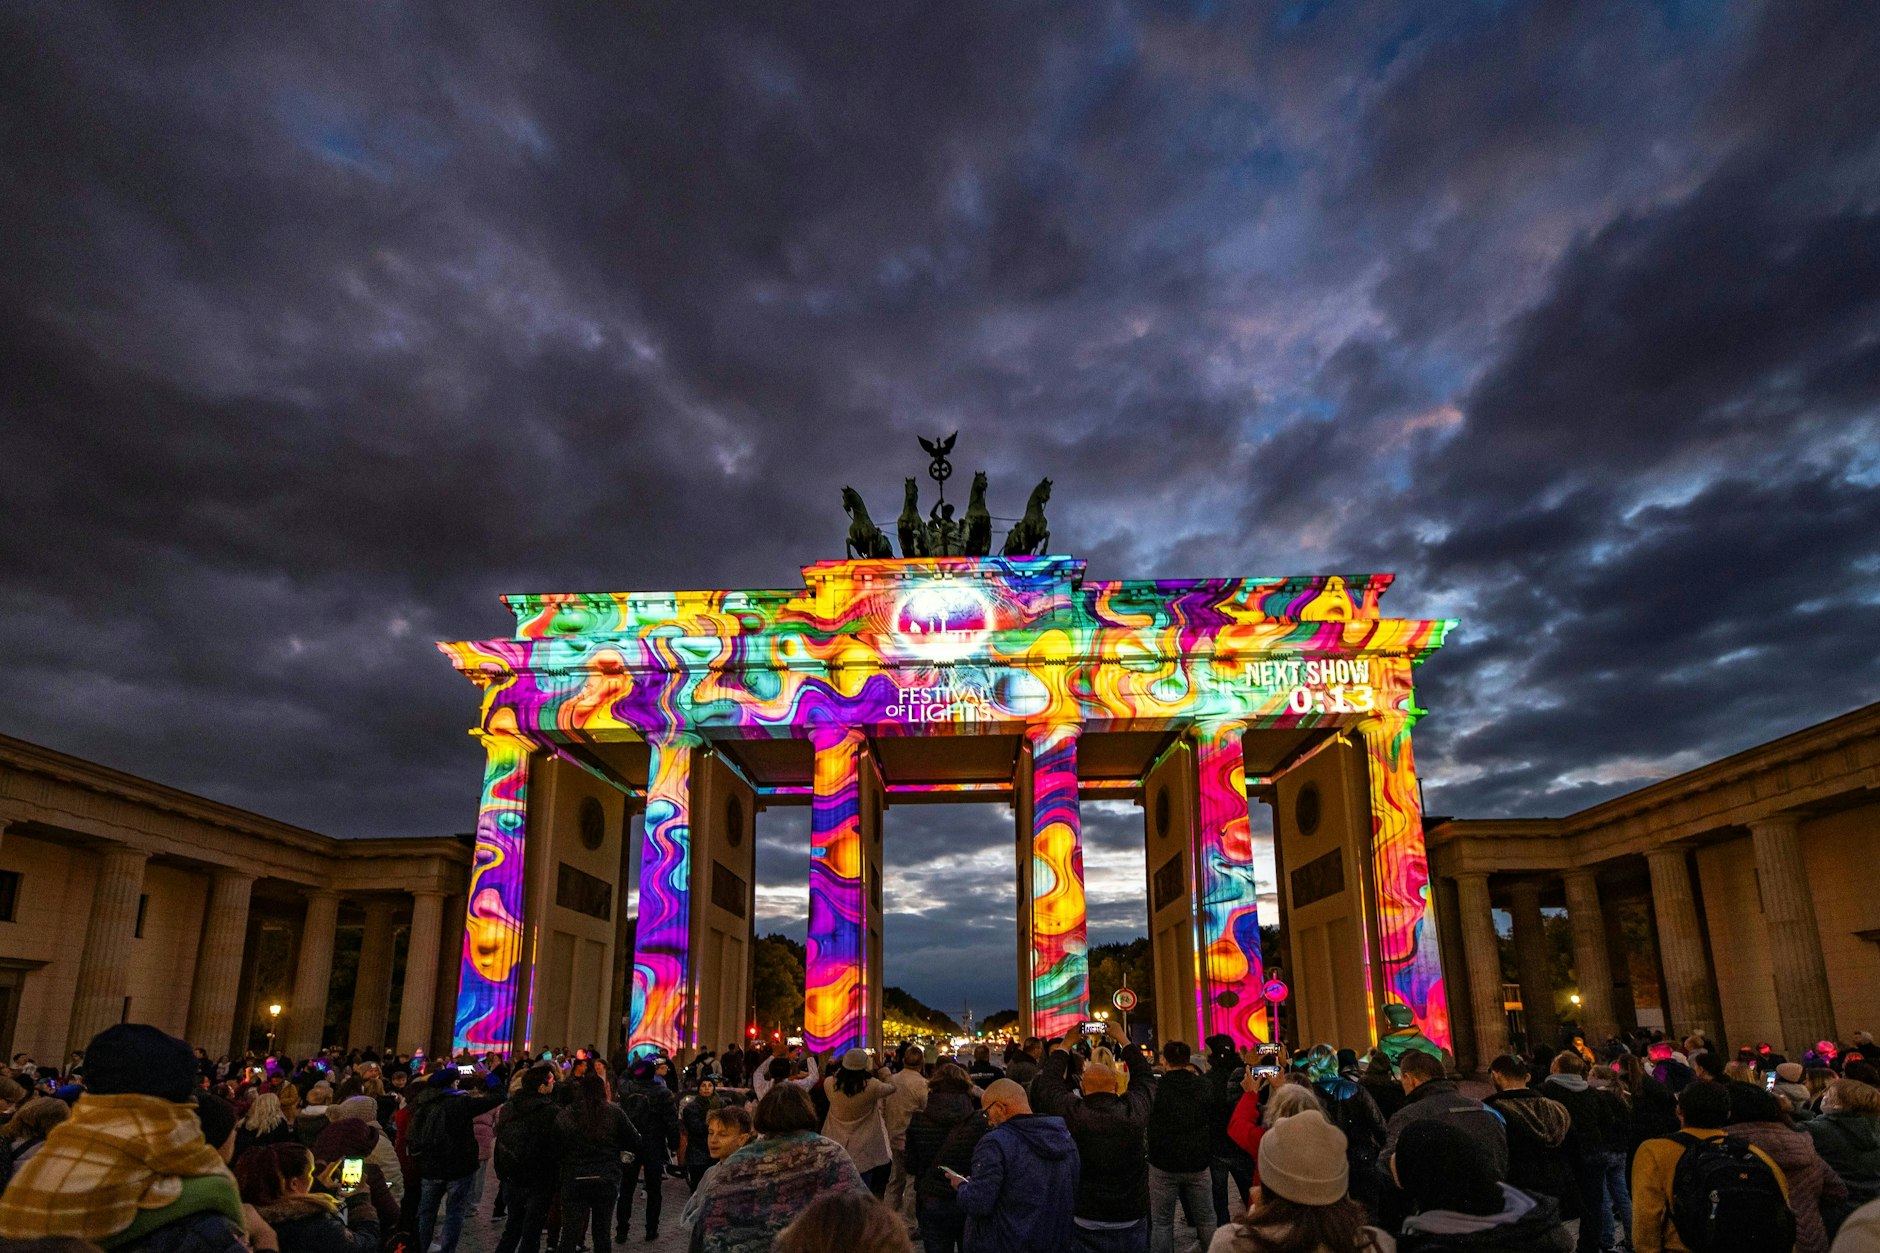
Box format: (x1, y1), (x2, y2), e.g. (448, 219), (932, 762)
(0, 1093), (238, 1241)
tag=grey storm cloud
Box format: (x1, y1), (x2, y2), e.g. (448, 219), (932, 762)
(3, 0), (1877, 1012)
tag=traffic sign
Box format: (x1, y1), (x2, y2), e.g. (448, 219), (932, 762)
(1262, 979), (1290, 1004)
(1112, 987), (1138, 1012)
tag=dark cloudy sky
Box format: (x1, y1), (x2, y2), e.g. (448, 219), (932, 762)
(4, 2), (1878, 1016)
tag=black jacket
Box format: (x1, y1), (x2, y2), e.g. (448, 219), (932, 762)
(1032, 1048), (1153, 1223)
(905, 1090), (990, 1208)
(408, 1085), (506, 1181)
(555, 1101), (637, 1186)
(1484, 1088), (1579, 1216)
(1203, 1048), (1251, 1161)
(494, 1091), (563, 1189)
(1146, 1068), (1214, 1173)
(1537, 1076), (1624, 1157)
(679, 1095), (718, 1167)
(256, 1194), (380, 1253)
(615, 1077), (680, 1161)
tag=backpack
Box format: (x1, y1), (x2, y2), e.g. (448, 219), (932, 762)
(408, 1095), (455, 1162)
(1667, 1132), (1796, 1253)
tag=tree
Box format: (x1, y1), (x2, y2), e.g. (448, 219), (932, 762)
(1088, 938), (1152, 1026)
(884, 987), (961, 1035)
(752, 933), (805, 1034)
(982, 1009), (1020, 1034)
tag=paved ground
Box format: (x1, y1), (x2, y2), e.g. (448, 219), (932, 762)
(447, 1167), (1226, 1253)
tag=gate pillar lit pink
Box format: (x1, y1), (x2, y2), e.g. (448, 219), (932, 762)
(1019, 722), (1089, 1038)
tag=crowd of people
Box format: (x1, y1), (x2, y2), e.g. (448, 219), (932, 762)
(1, 1022), (1878, 1253)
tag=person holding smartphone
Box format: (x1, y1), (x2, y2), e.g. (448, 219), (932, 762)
(232, 1142), (380, 1253)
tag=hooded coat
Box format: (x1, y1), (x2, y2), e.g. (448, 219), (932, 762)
(905, 1089), (989, 1208)
(254, 1192), (378, 1253)
(954, 1114), (1080, 1253)
(1484, 1089), (1578, 1218)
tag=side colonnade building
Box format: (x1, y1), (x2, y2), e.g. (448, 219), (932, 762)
(0, 734), (471, 1063)
(1430, 700), (1880, 1069)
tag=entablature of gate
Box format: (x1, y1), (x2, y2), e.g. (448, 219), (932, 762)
(440, 558), (1454, 745)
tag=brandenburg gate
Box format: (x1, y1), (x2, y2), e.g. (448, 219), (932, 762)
(438, 541), (1456, 1060)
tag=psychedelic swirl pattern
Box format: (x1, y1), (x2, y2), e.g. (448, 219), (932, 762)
(1027, 724), (1089, 1038)
(1192, 722), (1270, 1044)
(1360, 713), (1449, 1049)
(440, 558), (1455, 1054)
(627, 738), (696, 1059)
(805, 727), (867, 1053)
(454, 720), (530, 1050)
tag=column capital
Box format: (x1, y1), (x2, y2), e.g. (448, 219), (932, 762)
(1644, 844), (1694, 864)
(1451, 870), (1493, 885)
(302, 888), (345, 905)
(650, 729), (707, 749)
(209, 867), (259, 886)
(1561, 866), (1601, 884)
(98, 843), (152, 865)
(1746, 813), (1803, 837)
(1023, 720), (1083, 743)
(409, 886), (450, 902)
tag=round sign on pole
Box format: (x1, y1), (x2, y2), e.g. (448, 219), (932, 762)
(1262, 979), (1290, 1005)
(1112, 987), (1138, 1012)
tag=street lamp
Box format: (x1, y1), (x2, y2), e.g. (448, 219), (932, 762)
(267, 1003), (282, 1055)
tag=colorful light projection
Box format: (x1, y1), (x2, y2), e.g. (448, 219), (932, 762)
(1193, 721), (1270, 1044)
(626, 737), (696, 1058)
(1360, 712), (1449, 1049)
(805, 727), (869, 1053)
(1027, 723), (1089, 1037)
(441, 558), (1455, 1054)
(454, 720), (530, 1051)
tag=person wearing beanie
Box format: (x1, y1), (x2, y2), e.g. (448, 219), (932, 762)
(406, 1064), (506, 1253)
(1391, 1121), (1570, 1251)
(323, 1096), (402, 1200)
(820, 1048), (896, 1198)
(0, 1025), (253, 1253)
(1208, 1110), (1394, 1252)
(1774, 1062), (1816, 1114)
(312, 1097), (402, 1224)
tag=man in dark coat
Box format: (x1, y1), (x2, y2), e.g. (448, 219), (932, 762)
(492, 1065), (560, 1253)
(1146, 1041), (1216, 1253)
(1382, 1049), (1508, 1178)
(407, 1068), (506, 1253)
(1032, 1042), (1154, 1249)
(1201, 1034), (1254, 1226)
(1484, 1055), (1579, 1222)
(613, 1058), (680, 1242)
(952, 1078), (1080, 1253)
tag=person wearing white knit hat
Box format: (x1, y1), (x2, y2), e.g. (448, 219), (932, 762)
(1207, 1108), (1395, 1252)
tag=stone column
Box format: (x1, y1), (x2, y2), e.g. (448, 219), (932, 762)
(1453, 873), (1510, 1068)
(284, 890), (341, 1059)
(1645, 847), (1721, 1041)
(397, 889), (447, 1056)
(1563, 870), (1620, 1045)
(804, 726), (866, 1055)
(348, 899), (398, 1049)
(1749, 816), (1838, 1053)
(627, 734), (701, 1058)
(1022, 723), (1089, 1039)
(67, 845), (151, 1055)
(1508, 878), (1559, 1050)
(186, 870), (256, 1052)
